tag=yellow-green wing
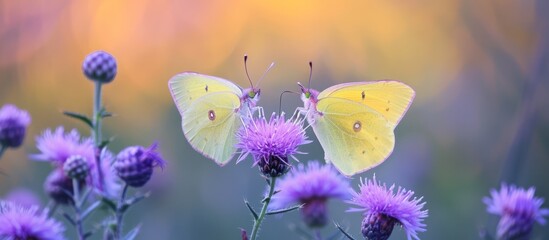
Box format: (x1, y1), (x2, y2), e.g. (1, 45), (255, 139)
(317, 81), (414, 129)
(182, 91), (242, 166)
(312, 97), (395, 176)
(168, 72), (243, 116)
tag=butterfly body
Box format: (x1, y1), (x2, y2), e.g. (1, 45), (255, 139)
(169, 72), (260, 166)
(300, 80), (414, 176)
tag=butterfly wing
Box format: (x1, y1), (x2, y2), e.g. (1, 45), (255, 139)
(310, 97), (395, 176)
(169, 72), (243, 116)
(317, 81), (414, 129)
(182, 92), (242, 165)
(168, 73), (243, 165)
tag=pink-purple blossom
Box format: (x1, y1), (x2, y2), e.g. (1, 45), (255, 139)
(270, 161), (351, 227)
(237, 112), (309, 177)
(0, 201), (65, 240)
(348, 175), (428, 240)
(484, 184), (549, 240)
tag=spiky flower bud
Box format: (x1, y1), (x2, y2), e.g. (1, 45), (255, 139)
(257, 155), (289, 178)
(63, 155), (89, 180)
(361, 212), (397, 240)
(114, 143), (165, 188)
(0, 104), (31, 148)
(82, 50), (117, 83)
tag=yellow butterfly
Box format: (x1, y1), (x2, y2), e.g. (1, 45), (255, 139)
(299, 72), (415, 176)
(168, 72), (260, 166)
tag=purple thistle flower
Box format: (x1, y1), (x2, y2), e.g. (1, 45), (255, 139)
(82, 50), (117, 83)
(348, 175), (428, 240)
(484, 184), (549, 240)
(33, 127), (121, 199)
(237, 112), (309, 177)
(114, 142), (165, 188)
(0, 201), (65, 240)
(270, 161), (351, 228)
(32, 127), (95, 165)
(0, 104), (31, 148)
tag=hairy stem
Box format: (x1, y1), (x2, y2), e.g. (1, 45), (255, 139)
(250, 177), (276, 240)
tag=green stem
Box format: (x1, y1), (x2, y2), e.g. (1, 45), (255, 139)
(250, 177), (276, 240)
(72, 179), (85, 240)
(93, 82), (105, 190)
(0, 144), (5, 159)
(116, 184), (129, 239)
(93, 82), (102, 146)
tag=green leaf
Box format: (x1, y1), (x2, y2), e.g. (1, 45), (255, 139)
(244, 200), (258, 220)
(266, 204), (304, 215)
(98, 107), (114, 119)
(82, 201), (101, 220)
(99, 136), (116, 149)
(63, 212), (76, 226)
(121, 192), (151, 213)
(123, 225), (141, 240)
(101, 197), (117, 212)
(63, 111), (93, 128)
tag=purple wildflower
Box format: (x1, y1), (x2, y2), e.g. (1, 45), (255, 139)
(270, 161), (351, 228)
(44, 169), (82, 205)
(0, 104), (31, 148)
(33, 127), (120, 198)
(237, 112), (309, 177)
(348, 175), (428, 240)
(4, 188), (41, 208)
(484, 184), (549, 240)
(114, 142), (165, 188)
(0, 201), (65, 240)
(32, 127), (95, 164)
(82, 50), (117, 83)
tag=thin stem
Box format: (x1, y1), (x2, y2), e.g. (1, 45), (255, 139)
(46, 200), (59, 218)
(250, 177), (276, 240)
(72, 179), (85, 240)
(93, 82), (102, 146)
(92, 82), (105, 191)
(116, 184), (129, 239)
(0, 144), (6, 159)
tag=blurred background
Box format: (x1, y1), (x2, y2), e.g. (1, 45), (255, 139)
(1, 0), (548, 239)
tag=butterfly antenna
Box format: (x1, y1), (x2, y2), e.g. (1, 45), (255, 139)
(256, 62), (275, 87)
(278, 90), (299, 114)
(307, 61), (313, 90)
(244, 54), (254, 88)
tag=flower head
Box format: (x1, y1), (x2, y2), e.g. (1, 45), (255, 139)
(484, 184), (549, 240)
(34, 127), (120, 199)
(0, 104), (31, 148)
(32, 127), (95, 164)
(114, 142), (165, 188)
(348, 176), (428, 240)
(237, 112), (309, 177)
(270, 161), (351, 228)
(82, 50), (117, 83)
(63, 155), (90, 180)
(0, 201), (65, 240)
